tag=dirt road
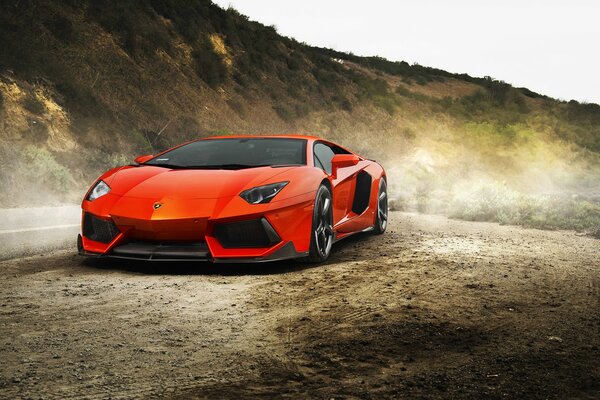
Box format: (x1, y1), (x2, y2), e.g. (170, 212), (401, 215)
(1, 212), (599, 399)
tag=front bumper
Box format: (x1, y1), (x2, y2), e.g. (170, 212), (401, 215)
(78, 191), (314, 262)
(78, 234), (306, 262)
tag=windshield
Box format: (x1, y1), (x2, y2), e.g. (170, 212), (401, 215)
(145, 138), (307, 169)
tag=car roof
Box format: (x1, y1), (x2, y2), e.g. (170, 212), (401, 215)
(188, 134), (357, 155)
(157, 135), (356, 159)
(204, 134), (321, 141)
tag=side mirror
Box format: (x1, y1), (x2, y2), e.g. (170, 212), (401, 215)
(134, 154), (153, 164)
(331, 154), (360, 178)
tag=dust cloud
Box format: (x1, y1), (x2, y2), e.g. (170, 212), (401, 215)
(0, 205), (80, 260)
(363, 130), (600, 234)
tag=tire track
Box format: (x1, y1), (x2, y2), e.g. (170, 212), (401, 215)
(295, 258), (458, 336)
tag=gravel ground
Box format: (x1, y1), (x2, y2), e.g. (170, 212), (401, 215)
(0, 212), (599, 399)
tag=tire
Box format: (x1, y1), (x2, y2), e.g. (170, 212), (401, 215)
(373, 177), (388, 235)
(306, 184), (334, 263)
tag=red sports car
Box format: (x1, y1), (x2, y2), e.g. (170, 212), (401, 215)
(78, 135), (388, 263)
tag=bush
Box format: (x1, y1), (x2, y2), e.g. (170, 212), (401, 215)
(227, 98), (246, 115)
(86, 1), (173, 59)
(55, 81), (102, 117)
(396, 86), (429, 102)
(286, 53), (301, 70)
(449, 182), (600, 232)
(192, 44), (227, 88)
(107, 153), (131, 168)
(273, 103), (294, 121)
(332, 93), (352, 111)
(22, 145), (74, 192)
(313, 68), (337, 87)
(87, 2), (134, 36)
(373, 95), (397, 115)
(45, 13), (74, 42)
(294, 102), (310, 118)
(413, 75), (428, 85)
(22, 96), (45, 115)
(144, 29), (174, 55)
(481, 77), (511, 105)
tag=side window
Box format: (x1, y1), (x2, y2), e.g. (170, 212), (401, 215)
(313, 143), (336, 174)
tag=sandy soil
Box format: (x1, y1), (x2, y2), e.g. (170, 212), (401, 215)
(0, 212), (599, 399)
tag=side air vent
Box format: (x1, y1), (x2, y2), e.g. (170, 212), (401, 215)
(82, 213), (120, 243)
(352, 170), (372, 215)
(214, 218), (281, 248)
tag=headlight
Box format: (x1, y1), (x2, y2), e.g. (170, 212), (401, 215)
(240, 182), (288, 204)
(87, 180), (110, 201)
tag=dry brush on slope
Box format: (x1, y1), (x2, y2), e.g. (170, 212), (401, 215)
(0, 0), (599, 233)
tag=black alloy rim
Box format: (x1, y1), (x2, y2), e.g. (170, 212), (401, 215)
(315, 193), (334, 258)
(378, 179), (388, 230)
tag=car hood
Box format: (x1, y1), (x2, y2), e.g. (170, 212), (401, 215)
(107, 165), (298, 199)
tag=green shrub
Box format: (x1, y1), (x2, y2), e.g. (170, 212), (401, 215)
(373, 95), (397, 115)
(107, 153), (131, 168)
(395, 86), (412, 97)
(396, 86), (429, 102)
(519, 87), (543, 99)
(481, 77), (511, 105)
(413, 75), (428, 85)
(21, 145), (74, 192)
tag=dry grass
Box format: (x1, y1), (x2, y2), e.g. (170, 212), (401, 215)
(0, 0), (599, 236)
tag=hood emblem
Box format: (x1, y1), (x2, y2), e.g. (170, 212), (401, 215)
(153, 202), (163, 210)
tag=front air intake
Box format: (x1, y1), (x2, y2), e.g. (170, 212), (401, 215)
(214, 218), (281, 248)
(82, 213), (120, 243)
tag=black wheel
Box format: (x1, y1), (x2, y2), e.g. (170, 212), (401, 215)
(373, 177), (388, 234)
(306, 184), (334, 263)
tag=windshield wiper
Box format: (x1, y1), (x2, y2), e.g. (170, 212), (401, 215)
(145, 163), (272, 170)
(195, 164), (272, 170)
(143, 163), (187, 169)
(270, 163), (304, 168)
(145, 163), (300, 170)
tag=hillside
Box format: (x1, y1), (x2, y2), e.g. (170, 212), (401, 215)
(1, 0), (599, 233)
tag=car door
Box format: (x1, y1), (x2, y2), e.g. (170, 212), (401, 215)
(313, 142), (359, 225)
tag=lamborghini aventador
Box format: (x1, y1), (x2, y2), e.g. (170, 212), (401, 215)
(78, 135), (387, 263)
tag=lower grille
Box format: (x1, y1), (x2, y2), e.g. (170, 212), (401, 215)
(214, 218), (281, 248)
(82, 213), (120, 243)
(111, 241), (209, 260)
